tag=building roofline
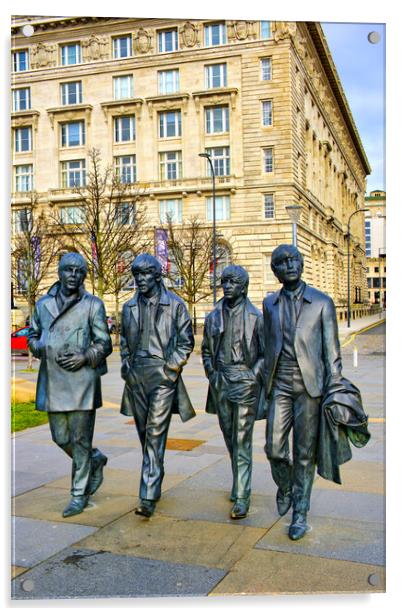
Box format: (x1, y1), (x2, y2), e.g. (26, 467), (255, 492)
(306, 22), (371, 176)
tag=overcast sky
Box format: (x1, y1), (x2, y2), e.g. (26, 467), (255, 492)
(321, 22), (386, 195)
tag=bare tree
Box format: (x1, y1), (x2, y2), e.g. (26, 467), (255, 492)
(164, 216), (228, 333)
(11, 192), (60, 368)
(50, 148), (151, 340)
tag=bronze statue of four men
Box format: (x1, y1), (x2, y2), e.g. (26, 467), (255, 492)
(29, 245), (366, 541)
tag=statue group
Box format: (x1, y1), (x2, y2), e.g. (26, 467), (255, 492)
(28, 245), (369, 541)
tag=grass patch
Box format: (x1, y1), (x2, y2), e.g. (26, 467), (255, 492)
(11, 402), (48, 433)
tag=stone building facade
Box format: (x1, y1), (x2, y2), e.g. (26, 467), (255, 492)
(11, 16), (371, 324)
(365, 190), (386, 307)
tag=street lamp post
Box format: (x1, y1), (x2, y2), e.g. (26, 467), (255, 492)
(285, 205), (303, 246)
(199, 152), (217, 304)
(347, 208), (369, 328)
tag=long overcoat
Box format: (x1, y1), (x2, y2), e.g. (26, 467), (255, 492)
(119, 285), (195, 422)
(28, 282), (112, 412)
(201, 297), (266, 419)
(263, 283), (343, 399)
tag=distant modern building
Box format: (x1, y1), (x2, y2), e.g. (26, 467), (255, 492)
(11, 16), (371, 324)
(365, 190), (386, 307)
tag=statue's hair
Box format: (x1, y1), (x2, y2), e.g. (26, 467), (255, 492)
(58, 252), (88, 276)
(221, 264), (249, 294)
(271, 244), (304, 266)
(131, 253), (162, 276)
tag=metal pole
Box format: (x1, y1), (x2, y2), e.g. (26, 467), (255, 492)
(199, 152), (217, 305)
(347, 208), (369, 328)
(210, 158), (217, 304)
(292, 222), (297, 247)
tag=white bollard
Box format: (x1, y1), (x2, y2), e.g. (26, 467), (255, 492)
(353, 346), (358, 368)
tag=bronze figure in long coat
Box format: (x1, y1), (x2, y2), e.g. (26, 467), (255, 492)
(202, 265), (265, 519)
(120, 253), (195, 517)
(263, 244), (343, 540)
(28, 253), (112, 518)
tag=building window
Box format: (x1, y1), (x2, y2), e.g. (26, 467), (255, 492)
(205, 147), (230, 177)
(206, 195), (230, 221)
(113, 35), (132, 58)
(159, 110), (182, 138)
(12, 208), (32, 234)
(13, 49), (29, 72)
(159, 151), (182, 180)
(264, 194), (275, 219)
(205, 105), (229, 133)
(14, 127), (32, 153)
(60, 206), (86, 224)
(261, 57), (272, 80)
(60, 121), (86, 147)
(158, 69), (180, 95)
(113, 75), (134, 100)
(60, 43), (81, 66)
(365, 219), (371, 257)
(158, 29), (179, 53)
(159, 199), (182, 223)
(61, 160), (86, 188)
(263, 147), (274, 172)
(13, 88), (31, 111)
(114, 155), (136, 183)
(15, 165), (33, 192)
(114, 115), (136, 142)
(115, 202), (136, 225)
(261, 21), (271, 39)
(61, 81), (82, 105)
(204, 22), (227, 47)
(205, 63), (227, 89)
(262, 100), (273, 126)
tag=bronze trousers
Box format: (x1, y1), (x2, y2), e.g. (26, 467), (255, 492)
(265, 363), (321, 513)
(48, 410), (100, 497)
(127, 357), (176, 502)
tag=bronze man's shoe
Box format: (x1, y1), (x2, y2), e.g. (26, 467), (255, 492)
(135, 499), (156, 518)
(62, 495), (89, 518)
(276, 489), (292, 516)
(87, 451), (108, 496)
(288, 512), (308, 541)
(230, 499), (249, 519)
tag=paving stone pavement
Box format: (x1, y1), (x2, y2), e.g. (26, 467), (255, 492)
(10, 317), (386, 599)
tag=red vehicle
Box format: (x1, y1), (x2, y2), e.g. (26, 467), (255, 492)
(11, 327), (29, 354)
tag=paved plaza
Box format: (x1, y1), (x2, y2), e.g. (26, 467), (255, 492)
(11, 316), (386, 600)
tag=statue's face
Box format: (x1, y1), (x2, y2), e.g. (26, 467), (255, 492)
(221, 275), (246, 302)
(133, 266), (159, 297)
(271, 248), (303, 285)
(59, 263), (86, 294)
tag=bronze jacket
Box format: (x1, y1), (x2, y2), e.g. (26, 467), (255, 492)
(202, 297), (266, 419)
(263, 283), (342, 398)
(119, 285), (195, 422)
(28, 282), (112, 412)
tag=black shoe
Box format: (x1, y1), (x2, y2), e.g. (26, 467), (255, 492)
(288, 512), (308, 541)
(276, 489), (292, 516)
(87, 451), (108, 495)
(63, 495), (89, 518)
(135, 499), (156, 518)
(230, 499), (249, 519)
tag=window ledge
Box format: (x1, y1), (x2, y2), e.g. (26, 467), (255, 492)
(46, 105), (93, 128)
(11, 110), (40, 130)
(101, 99), (143, 121)
(192, 88), (238, 112)
(146, 93), (190, 117)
